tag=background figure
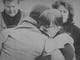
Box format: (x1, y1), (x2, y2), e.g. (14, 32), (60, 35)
(0, 0), (27, 32)
(52, 0), (80, 59)
(29, 4), (50, 28)
(39, 9), (75, 60)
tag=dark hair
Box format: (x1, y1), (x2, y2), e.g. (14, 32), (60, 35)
(39, 15), (63, 28)
(29, 4), (50, 27)
(2, 0), (22, 4)
(52, 1), (74, 25)
(38, 15), (50, 27)
(39, 9), (63, 28)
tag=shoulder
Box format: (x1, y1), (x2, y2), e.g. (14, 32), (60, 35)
(20, 10), (37, 26)
(72, 24), (80, 32)
(55, 33), (74, 45)
(22, 16), (37, 24)
(68, 24), (80, 38)
(20, 10), (28, 18)
(45, 33), (74, 52)
(56, 33), (72, 39)
(18, 10), (29, 24)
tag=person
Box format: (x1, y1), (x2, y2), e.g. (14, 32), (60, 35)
(0, 16), (47, 60)
(38, 9), (76, 60)
(0, 0), (27, 32)
(0, 9), (74, 60)
(0, 14), (71, 60)
(29, 4), (50, 28)
(52, 0), (80, 59)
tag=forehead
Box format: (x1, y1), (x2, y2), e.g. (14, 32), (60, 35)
(58, 5), (66, 10)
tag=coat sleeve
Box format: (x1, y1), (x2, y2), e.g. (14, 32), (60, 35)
(0, 29), (9, 50)
(45, 33), (74, 60)
(45, 33), (74, 53)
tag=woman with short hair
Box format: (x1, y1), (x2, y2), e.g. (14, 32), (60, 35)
(52, 1), (80, 59)
(39, 9), (76, 60)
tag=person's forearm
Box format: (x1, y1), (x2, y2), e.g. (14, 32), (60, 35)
(60, 43), (75, 60)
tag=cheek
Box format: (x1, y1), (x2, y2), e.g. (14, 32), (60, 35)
(62, 12), (69, 23)
(4, 7), (10, 12)
(62, 12), (68, 19)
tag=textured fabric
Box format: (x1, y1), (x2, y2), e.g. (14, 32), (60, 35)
(0, 32), (74, 60)
(0, 21), (74, 60)
(0, 10), (27, 32)
(45, 33), (74, 53)
(2, 10), (21, 28)
(63, 23), (80, 58)
(0, 22), (47, 60)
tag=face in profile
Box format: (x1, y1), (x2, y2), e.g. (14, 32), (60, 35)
(58, 5), (69, 23)
(40, 15), (61, 37)
(40, 9), (63, 37)
(4, 0), (19, 16)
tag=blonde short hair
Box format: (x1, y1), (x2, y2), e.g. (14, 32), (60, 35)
(39, 9), (63, 27)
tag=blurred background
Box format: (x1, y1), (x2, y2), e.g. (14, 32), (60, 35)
(0, 0), (80, 28)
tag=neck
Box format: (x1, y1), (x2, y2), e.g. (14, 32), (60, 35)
(46, 26), (61, 38)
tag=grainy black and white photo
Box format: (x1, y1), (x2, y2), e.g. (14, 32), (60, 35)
(0, 0), (80, 60)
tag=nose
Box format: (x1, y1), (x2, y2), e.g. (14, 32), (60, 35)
(9, 7), (14, 13)
(10, 6), (14, 11)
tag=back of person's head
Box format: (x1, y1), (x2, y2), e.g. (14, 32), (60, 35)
(39, 9), (63, 28)
(29, 4), (50, 26)
(2, 0), (23, 4)
(52, 0), (74, 24)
